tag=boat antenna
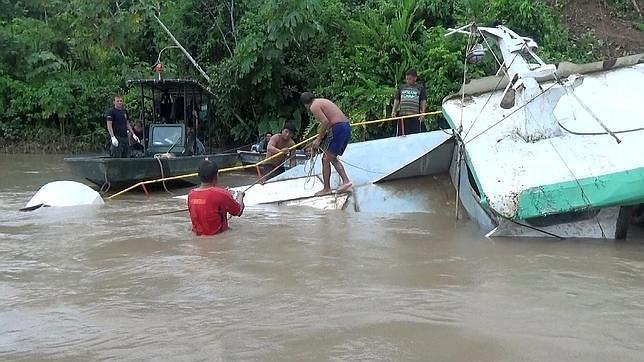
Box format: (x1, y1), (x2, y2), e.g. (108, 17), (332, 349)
(156, 46), (179, 65)
(153, 12), (211, 83)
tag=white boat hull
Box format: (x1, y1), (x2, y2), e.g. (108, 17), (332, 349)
(25, 181), (104, 209)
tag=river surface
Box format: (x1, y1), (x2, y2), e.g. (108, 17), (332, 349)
(1, 154), (644, 361)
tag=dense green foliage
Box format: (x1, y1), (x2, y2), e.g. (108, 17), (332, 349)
(0, 0), (609, 151)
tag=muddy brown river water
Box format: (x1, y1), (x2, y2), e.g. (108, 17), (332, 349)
(1, 154), (644, 361)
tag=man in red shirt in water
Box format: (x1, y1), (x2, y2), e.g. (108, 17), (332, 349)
(300, 92), (352, 196)
(188, 160), (245, 235)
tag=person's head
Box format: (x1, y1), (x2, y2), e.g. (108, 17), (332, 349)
(113, 94), (123, 110)
(300, 92), (315, 110)
(264, 132), (273, 141)
(198, 159), (219, 185)
(281, 121), (296, 141)
(405, 69), (418, 85)
(134, 121), (143, 131)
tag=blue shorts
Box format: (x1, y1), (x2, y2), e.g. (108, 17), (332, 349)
(326, 121), (351, 156)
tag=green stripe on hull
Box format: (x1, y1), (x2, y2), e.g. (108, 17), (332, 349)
(517, 167), (644, 220)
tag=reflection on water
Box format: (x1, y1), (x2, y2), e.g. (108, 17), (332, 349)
(1, 154), (644, 360)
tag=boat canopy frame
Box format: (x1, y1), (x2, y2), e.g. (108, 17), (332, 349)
(126, 78), (215, 155)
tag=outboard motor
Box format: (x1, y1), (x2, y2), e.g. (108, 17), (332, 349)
(21, 181), (104, 211)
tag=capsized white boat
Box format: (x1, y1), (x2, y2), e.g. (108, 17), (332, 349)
(233, 131), (453, 212)
(174, 131), (455, 213)
(442, 24), (644, 239)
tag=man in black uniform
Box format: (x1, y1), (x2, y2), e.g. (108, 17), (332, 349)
(106, 94), (138, 158)
(391, 69), (428, 135)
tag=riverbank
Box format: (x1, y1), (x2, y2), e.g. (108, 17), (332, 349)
(545, 0), (644, 57)
(0, 140), (103, 154)
(0, 139), (245, 155)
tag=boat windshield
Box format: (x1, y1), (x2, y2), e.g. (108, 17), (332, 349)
(151, 126), (183, 146)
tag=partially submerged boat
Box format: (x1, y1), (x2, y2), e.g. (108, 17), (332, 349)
(442, 25), (644, 239)
(227, 130), (455, 213)
(65, 79), (238, 190)
(21, 181), (104, 211)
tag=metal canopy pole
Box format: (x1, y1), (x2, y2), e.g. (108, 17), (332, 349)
(184, 83), (188, 153)
(152, 87), (157, 123)
(153, 14), (211, 83)
(140, 84), (146, 154)
(198, 91), (202, 147)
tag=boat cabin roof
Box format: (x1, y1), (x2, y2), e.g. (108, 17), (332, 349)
(127, 78), (214, 98)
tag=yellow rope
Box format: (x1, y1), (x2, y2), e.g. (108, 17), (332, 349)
(107, 110), (442, 200)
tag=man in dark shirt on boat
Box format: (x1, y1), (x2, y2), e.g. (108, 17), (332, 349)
(106, 94), (138, 158)
(391, 69), (428, 135)
(260, 122), (296, 181)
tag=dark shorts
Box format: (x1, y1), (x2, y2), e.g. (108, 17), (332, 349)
(397, 117), (425, 135)
(110, 136), (130, 158)
(326, 121), (351, 156)
(259, 164), (285, 181)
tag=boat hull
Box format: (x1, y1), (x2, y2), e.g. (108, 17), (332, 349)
(64, 153), (239, 188)
(449, 148), (624, 239)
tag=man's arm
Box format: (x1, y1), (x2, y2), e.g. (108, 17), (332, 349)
(288, 140), (296, 167)
(124, 112), (138, 142)
(106, 119), (115, 138)
(391, 99), (400, 118)
(391, 88), (401, 117)
(419, 100), (427, 121)
(106, 110), (119, 147)
(419, 86), (428, 121)
(106, 109), (115, 137)
(232, 191), (245, 216)
(312, 105), (331, 143)
(266, 135), (287, 155)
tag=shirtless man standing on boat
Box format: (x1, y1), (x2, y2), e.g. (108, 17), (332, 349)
(260, 121), (296, 181)
(300, 92), (352, 196)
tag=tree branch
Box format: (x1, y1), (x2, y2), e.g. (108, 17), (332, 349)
(229, 0), (237, 45)
(200, 1), (234, 57)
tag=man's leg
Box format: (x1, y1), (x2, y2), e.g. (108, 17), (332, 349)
(403, 117), (420, 134)
(315, 153), (332, 196)
(113, 137), (129, 158)
(328, 153), (350, 185)
(324, 122), (352, 192)
(122, 143), (130, 158)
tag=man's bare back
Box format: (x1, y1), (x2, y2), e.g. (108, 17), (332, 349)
(310, 98), (347, 125)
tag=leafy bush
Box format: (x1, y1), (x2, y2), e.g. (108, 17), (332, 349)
(0, 0), (609, 151)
